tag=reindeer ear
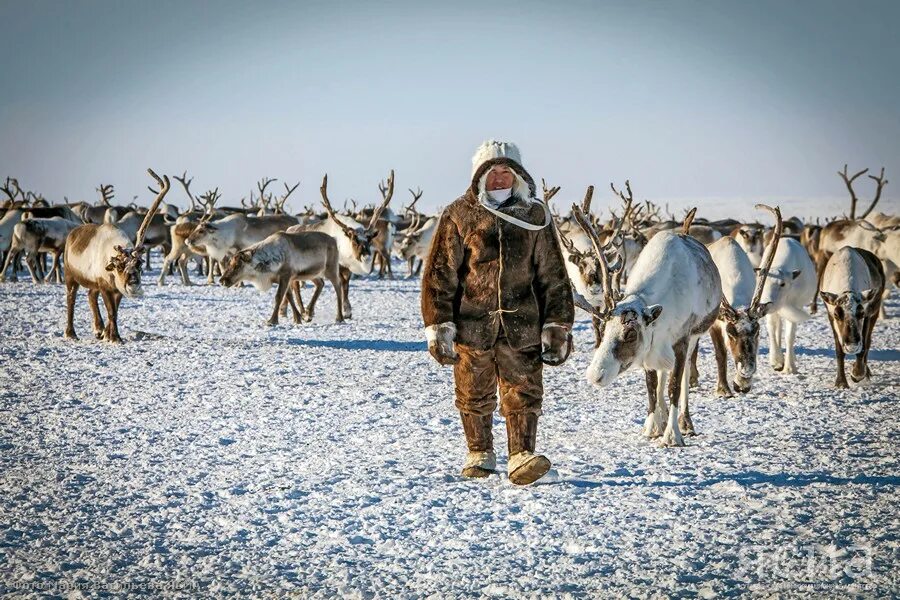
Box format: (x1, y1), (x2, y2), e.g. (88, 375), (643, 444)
(860, 288), (880, 305)
(719, 299), (737, 321)
(791, 269), (801, 280)
(105, 262), (116, 271)
(819, 291), (838, 306)
(754, 302), (773, 317)
(567, 254), (579, 264)
(643, 304), (663, 324)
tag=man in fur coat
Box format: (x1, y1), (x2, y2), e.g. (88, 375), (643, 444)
(421, 140), (574, 485)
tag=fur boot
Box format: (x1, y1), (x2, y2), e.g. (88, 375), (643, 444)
(460, 413), (496, 478)
(506, 413), (551, 485)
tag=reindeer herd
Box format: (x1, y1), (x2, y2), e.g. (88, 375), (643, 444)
(0, 164), (896, 446)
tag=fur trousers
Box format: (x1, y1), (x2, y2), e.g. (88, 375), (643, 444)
(454, 333), (543, 418)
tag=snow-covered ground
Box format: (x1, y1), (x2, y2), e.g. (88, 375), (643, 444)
(1, 259), (898, 598)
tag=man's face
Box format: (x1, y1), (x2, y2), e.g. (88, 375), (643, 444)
(486, 166), (515, 191)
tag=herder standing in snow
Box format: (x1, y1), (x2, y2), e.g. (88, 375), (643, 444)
(421, 140), (574, 485)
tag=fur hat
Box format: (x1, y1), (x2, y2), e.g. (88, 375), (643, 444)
(471, 140), (523, 178)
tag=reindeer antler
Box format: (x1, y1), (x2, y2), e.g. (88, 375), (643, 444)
(368, 169), (394, 231)
(174, 171), (198, 211)
(571, 182), (635, 315)
(320, 174), (358, 239)
(97, 184), (115, 206)
(276, 181), (299, 214)
(135, 169), (170, 249)
(541, 178), (561, 204)
(405, 187), (423, 214)
(749, 204), (783, 316)
(681, 207), (697, 234)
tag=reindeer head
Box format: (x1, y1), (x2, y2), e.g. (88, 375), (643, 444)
(219, 250), (260, 289)
(735, 224), (764, 265)
(820, 289), (878, 355)
(320, 170), (394, 271)
(186, 218), (218, 254)
(106, 244), (145, 297)
(719, 204), (782, 392)
(105, 169), (171, 297)
(586, 301), (663, 388)
(569, 181), (662, 387)
(717, 300), (769, 391)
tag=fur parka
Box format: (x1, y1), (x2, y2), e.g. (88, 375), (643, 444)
(421, 156), (574, 350)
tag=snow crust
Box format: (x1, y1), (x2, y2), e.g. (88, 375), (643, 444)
(1, 257), (898, 597)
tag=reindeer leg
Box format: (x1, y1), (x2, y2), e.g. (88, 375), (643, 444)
(679, 337), (698, 436)
(285, 282), (304, 324)
(88, 290), (105, 339)
(305, 279), (324, 323)
(25, 253), (40, 284)
(689, 342), (700, 388)
(767, 313), (784, 371)
(279, 285), (290, 317)
(329, 269), (345, 323)
(101, 290), (123, 343)
(591, 316), (602, 348)
(828, 314), (848, 389)
(53, 251), (63, 283)
(64, 281), (79, 340)
(385, 251), (393, 280)
(783, 320), (798, 374)
(206, 257), (215, 285)
(292, 281), (307, 322)
(407, 257), (415, 278)
(157, 256), (169, 285)
(710, 325), (733, 397)
(340, 267), (352, 319)
(642, 369), (664, 438)
(267, 278), (288, 326)
(0, 249), (16, 282)
(851, 312), (877, 384)
(661, 339), (688, 447)
(179, 255), (191, 286)
(414, 258), (423, 277)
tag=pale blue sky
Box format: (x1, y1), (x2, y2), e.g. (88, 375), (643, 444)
(1, 0), (898, 216)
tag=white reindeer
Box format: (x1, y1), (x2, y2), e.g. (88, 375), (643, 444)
(577, 196), (722, 447)
(758, 237), (817, 374)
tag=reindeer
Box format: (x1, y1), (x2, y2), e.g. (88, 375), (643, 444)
(395, 213), (439, 277)
(699, 205), (783, 397)
(186, 203), (299, 283)
(814, 165), (893, 317)
(820, 247), (885, 388)
(157, 173), (211, 285)
(219, 231), (344, 325)
(758, 236), (817, 374)
(1, 216), (81, 283)
(577, 191), (722, 447)
(0, 208), (24, 280)
(63, 170), (170, 343)
(291, 171), (394, 319)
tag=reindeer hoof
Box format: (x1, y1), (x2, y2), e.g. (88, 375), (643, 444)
(716, 386), (734, 398)
(731, 381), (751, 394)
(265, 320), (277, 327)
(64, 330), (78, 340)
(301, 312), (313, 323)
(834, 378), (849, 389)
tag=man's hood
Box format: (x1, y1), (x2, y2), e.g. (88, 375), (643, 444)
(466, 156), (548, 230)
